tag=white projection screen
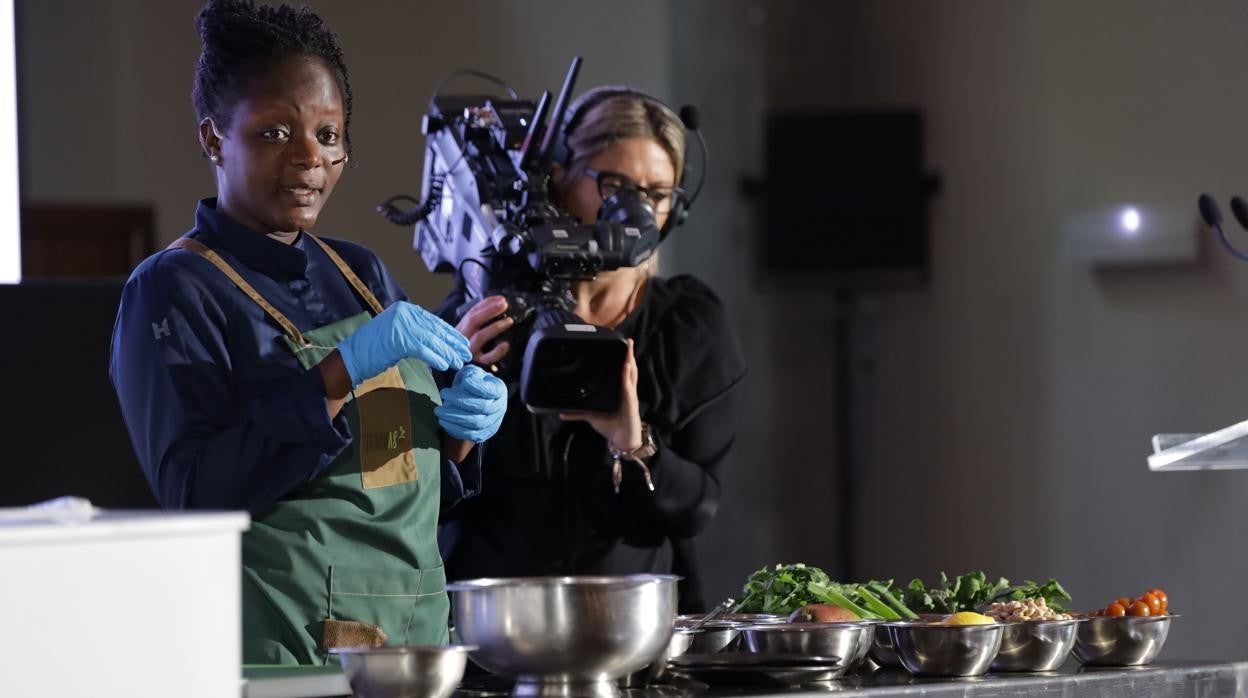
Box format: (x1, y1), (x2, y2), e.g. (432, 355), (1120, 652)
(0, 0), (17, 283)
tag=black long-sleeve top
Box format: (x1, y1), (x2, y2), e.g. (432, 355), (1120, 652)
(437, 274), (747, 606)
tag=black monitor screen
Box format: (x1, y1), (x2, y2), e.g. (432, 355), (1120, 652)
(761, 110), (930, 284)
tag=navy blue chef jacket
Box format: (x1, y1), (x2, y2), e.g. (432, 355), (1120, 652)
(109, 198), (479, 514)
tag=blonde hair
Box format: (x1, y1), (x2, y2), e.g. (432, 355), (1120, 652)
(557, 87), (687, 275)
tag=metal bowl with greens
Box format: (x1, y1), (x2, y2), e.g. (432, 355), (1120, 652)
(734, 564), (917, 621)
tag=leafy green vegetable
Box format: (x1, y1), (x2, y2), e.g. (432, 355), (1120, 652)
(734, 564), (920, 620)
(738, 564), (828, 614)
(735, 563), (833, 615)
(866, 580), (919, 620)
(903, 571), (1010, 614)
(741, 566), (1074, 619)
(854, 585), (900, 619)
(813, 583), (876, 618)
(735, 563), (875, 616)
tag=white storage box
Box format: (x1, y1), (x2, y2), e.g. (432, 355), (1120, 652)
(0, 507), (250, 698)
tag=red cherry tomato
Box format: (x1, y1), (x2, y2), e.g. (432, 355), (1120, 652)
(1140, 593), (1163, 615)
(1149, 589), (1169, 612)
(1127, 601), (1150, 617)
(1105, 603), (1126, 617)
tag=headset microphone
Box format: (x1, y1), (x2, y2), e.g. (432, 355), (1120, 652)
(1199, 193), (1222, 228)
(679, 105), (700, 130)
(679, 105), (707, 207)
(1199, 193), (1248, 261)
(1231, 196), (1248, 232)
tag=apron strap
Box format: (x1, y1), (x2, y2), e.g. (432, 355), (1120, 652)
(167, 237), (311, 346)
(305, 234), (386, 316)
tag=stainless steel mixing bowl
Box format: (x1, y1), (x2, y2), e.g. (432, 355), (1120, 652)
(447, 575), (678, 698)
(885, 621), (1003, 677)
(1072, 614), (1174, 666)
(618, 626), (698, 687)
(990, 618), (1080, 672)
(332, 645), (475, 698)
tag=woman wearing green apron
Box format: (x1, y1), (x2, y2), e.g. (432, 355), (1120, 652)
(108, 0), (507, 664)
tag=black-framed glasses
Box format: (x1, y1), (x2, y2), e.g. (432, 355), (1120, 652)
(582, 167), (684, 213)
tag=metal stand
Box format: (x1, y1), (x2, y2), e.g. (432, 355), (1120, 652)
(834, 289), (854, 580)
(834, 291), (882, 580)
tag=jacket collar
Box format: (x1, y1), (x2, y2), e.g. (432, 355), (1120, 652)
(192, 198), (309, 281)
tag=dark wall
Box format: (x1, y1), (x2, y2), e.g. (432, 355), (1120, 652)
(0, 283), (158, 508)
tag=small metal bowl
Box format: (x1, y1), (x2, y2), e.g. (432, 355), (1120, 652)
(332, 645), (475, 698)
(886, 621), (1004, 677)
(870, 615), (966, 669)
(673, 620), (748, 654)
(1072, 614), (1175, 666)
(990, 618), (1081, 672)
(741, 622), (875, 675)
(869, 622), (903, 669)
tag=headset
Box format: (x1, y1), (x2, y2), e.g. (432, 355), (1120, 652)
(551, 85), (707, 241)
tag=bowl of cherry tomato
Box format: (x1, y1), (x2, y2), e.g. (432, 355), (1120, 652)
(1073, 589), (1175, 666)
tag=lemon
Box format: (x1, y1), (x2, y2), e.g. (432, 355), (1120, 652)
(944, 611), (996, 626)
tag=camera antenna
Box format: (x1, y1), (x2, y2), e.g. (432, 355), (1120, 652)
(538, 56), (583, 167)
(518, 91), (552, 172)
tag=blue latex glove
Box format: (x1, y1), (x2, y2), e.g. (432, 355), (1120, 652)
(435, 365), (508, 443)
(337, 301), (472, 387)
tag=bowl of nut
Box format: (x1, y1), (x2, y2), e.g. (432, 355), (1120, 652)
(983, 598), (1080, 673)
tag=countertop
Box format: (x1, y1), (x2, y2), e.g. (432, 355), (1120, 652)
(251, 661), (1248, 698)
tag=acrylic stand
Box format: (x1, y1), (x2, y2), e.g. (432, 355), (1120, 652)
(1149, 418), (1248, 470)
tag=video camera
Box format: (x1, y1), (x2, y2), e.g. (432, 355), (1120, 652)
(378, 57), (662, 414)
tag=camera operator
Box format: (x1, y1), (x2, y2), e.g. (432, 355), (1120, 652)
(436, 86), (746, 611)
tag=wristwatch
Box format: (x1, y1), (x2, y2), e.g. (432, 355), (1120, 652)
(610, 423), (658, 463)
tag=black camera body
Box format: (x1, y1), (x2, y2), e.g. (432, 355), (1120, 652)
(390, 60), (662, 413)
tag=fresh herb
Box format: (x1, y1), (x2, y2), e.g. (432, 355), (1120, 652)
(734, 564), (919, 620)
(903, 571), (1011, 614)
(735, 563), (845, 615)
(741, 565), (1072, 619)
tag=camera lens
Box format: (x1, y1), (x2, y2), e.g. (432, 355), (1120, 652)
(534, 340), (605, 402)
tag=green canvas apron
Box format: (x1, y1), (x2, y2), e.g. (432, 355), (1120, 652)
(170, 235), (449, 665)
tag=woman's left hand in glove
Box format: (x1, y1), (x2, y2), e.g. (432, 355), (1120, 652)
(435, 365), (508, 442)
